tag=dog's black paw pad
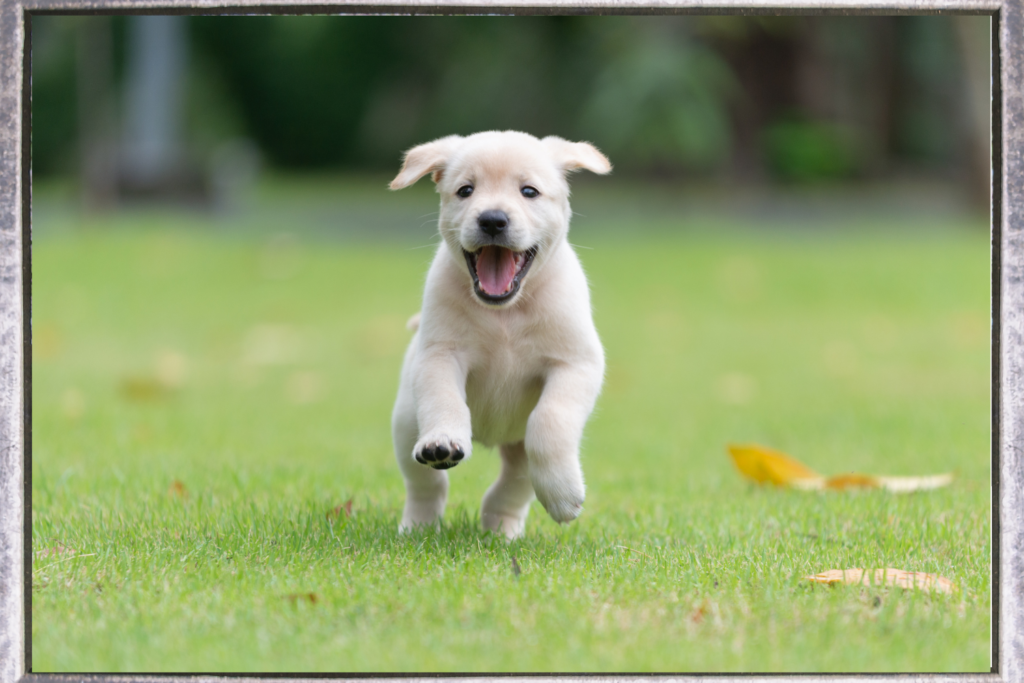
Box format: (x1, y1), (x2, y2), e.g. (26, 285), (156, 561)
(414, 437), (468, 469)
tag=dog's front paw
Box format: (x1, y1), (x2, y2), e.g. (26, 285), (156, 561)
(413, 434), (471, 470)
(531, 467), (585, 524)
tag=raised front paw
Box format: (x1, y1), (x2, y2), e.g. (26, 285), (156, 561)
(531, 465), (585, 524)
(413, 434), (470, 470)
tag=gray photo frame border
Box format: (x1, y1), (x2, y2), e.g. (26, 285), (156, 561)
(0, 1), (1017, 680)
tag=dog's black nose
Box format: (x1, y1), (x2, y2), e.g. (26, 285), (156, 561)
(478, 210), (509, 237)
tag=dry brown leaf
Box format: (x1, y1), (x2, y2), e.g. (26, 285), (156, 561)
(283, 592), (319, 604)
(727, 444), (952, 493)
(727, 443), (821, 486)
(168, 480), (187, 498)
(805, 568), (956, 594)
(689, 600), (708, 624)
(327, 497), (354, 522)
(120, 376), (170, 401)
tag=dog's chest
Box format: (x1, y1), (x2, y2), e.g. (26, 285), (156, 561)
(463, 325), (545, 447)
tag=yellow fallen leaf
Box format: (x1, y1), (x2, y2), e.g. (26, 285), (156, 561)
(824, 473), (880, 489)
(805, 568), (956, 594)
(825, 473), (955, 492)
(727, 443), (822, 486)
(789, 477), (827, 491)
(877, 473), (955, 492)
(727, 444), (953, 493)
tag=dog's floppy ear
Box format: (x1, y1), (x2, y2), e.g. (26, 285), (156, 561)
(542, 136), (612, 175)
(390, 135), (463, 190)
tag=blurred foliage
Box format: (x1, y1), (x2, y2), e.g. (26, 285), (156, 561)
(764, 118), (862, 183)
(189, 17), (604, 169)
(30, 17), (79, 176)
(893, 17), (969, 164)
(578, 20), (738, 173)
(31, 14), (986, 183)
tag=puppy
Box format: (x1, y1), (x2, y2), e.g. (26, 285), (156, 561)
(389, 130), (611, 538)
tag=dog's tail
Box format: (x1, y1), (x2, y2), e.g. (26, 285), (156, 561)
(406, 312), (421, 331)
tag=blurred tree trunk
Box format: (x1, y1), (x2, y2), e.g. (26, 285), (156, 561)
(714, 19), (802, 182)
(76, 16), (116, 210)
(953, 16), (991, 212)
(120, 15), (192, 199)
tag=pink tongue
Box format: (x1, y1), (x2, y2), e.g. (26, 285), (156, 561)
(476, 246), (517, 296)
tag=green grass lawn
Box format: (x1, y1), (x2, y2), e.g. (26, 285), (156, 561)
(30, 195), (991, 672)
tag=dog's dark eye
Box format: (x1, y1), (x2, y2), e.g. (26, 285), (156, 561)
(521, 186), (540, 199)
(456, 185), (474, 198)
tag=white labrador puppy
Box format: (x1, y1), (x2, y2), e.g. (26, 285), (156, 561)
(389, 130), (611, 538)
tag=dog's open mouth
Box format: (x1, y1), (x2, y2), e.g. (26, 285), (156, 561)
(463, 246), (538, 304)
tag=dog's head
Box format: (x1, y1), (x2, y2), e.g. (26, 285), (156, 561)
(390, 131), (611, 307)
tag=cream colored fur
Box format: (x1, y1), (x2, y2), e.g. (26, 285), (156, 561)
(389, 130), (610, 538)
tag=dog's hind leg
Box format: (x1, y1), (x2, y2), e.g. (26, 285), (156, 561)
(393, 380), (448, 532)
(481, 441), (535, 539)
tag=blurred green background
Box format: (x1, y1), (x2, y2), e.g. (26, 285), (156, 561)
(33, 14), (989, 207)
